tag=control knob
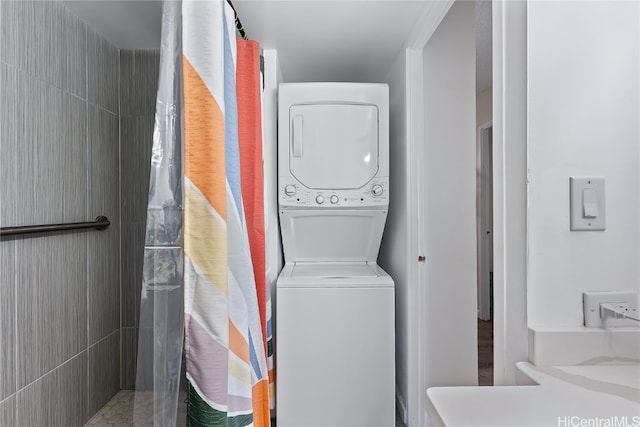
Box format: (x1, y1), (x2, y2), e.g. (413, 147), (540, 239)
(284, 185), (296, 196)
(315, 195), (325, 204)
(330, 195), (339, 204)
(372, 184), (383, 196)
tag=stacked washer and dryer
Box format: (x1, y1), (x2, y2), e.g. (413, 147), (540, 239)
(276, 83), (395, 427)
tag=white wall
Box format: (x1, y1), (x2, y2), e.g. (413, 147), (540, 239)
(527, 1), (640, 327)
(378, 48), (409, 421)
(262, 49), (284, 318)
(422, 0), (478, 387)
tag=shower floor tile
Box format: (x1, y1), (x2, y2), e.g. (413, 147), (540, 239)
(84, 390), (186, 427)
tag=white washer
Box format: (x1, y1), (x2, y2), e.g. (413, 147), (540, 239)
(277, 264), (395, 427)
(276, 83), (395, 427)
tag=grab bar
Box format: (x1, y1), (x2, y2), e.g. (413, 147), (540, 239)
(0, 216), (110, 237)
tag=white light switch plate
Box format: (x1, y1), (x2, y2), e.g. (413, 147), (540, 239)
(570, 177), (605, 231)
(583, 291), (638, 327)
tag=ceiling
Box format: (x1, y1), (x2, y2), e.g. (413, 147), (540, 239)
(233, 1), (429, 82)
(64, 0), (491, 89)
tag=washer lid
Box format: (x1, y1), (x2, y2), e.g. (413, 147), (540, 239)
(289, 104), (379, 190)
(279, 209), (388, 263)
(290, 263), (379, 278)
(276, 262), (394, 288)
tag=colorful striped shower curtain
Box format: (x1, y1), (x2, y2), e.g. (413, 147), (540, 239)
(236, 38), (275, 415)
(181, 0), (271, 425)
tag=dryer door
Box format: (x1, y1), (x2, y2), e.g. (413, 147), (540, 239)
(289, 104), (379, 190)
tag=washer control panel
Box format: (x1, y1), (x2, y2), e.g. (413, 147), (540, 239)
(279, 178), (389, 208)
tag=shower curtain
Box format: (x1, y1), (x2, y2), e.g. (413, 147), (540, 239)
(136, 1), (271, 426)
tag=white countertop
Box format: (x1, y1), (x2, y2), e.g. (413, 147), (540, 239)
(426, 362), (640, 427)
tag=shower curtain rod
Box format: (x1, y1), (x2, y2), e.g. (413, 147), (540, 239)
(0, 216), (110, 237)
(226, 0), (249, 40)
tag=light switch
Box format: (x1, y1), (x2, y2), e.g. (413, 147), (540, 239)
(570, 177), (605, 231)
(582, 189), (598, 218)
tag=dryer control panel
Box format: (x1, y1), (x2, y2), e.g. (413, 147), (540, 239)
(279, 177), (389, 208)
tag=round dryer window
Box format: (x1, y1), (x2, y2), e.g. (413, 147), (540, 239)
(289, 104), (379, 190)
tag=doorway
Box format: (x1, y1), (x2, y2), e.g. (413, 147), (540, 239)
(475, 0), (493, 387)
(477, 123), (493, 386)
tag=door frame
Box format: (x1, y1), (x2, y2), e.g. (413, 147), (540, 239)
(403, 0), (528, 424)
(403, 4), (453, 426)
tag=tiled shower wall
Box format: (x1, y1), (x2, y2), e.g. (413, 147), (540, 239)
(0, 1), (120, 425)
(119, 49), (160, 390)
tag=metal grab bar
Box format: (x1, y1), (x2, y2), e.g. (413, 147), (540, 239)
(0, 216), (110, 237)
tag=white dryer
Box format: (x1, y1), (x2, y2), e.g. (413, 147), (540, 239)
(276, 83), (395, 427)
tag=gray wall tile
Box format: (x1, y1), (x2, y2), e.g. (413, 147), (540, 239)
(0, 1), (15, 65)
(13, 71), (36, 227)
(0, 59), (17, 398)
(16, 352), (87, 427)
(16, 361), (58, 426)
(0, 395), (16, 426)
(9, 1), (40, 79)
(121, 221), (145, 328)
(2, 1), (124, 422)
(87, 332), (119, 418)
(60, 353), (89, 426)
(14, 1), (64, 89)
(61, 5), (86, 99)
(16, 233), (87, 388)
(89, 106), (119, 220)
(121, 115), (154, 223)
(62, 94), (88, 221)
(88, 225), (120, 344)
(1, 63), (17, 226)
(121, 327), (137, 390)
(119, 48), (160, 393)
(16, 71), (65, 226)
(32, 80), (66, 224)
(88, 106), (120, 344)
(123, 326), (153, 391)
(120, 115), (154, 329)
(0, 242), (15, 400)
(87, 29), (119, 113)
(119, 50), (133, 110)
(7, 1), (86, 98)
(120, 50), (160, 116)
(0, 64), (14, 399)
(136, 326), (154, 390)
